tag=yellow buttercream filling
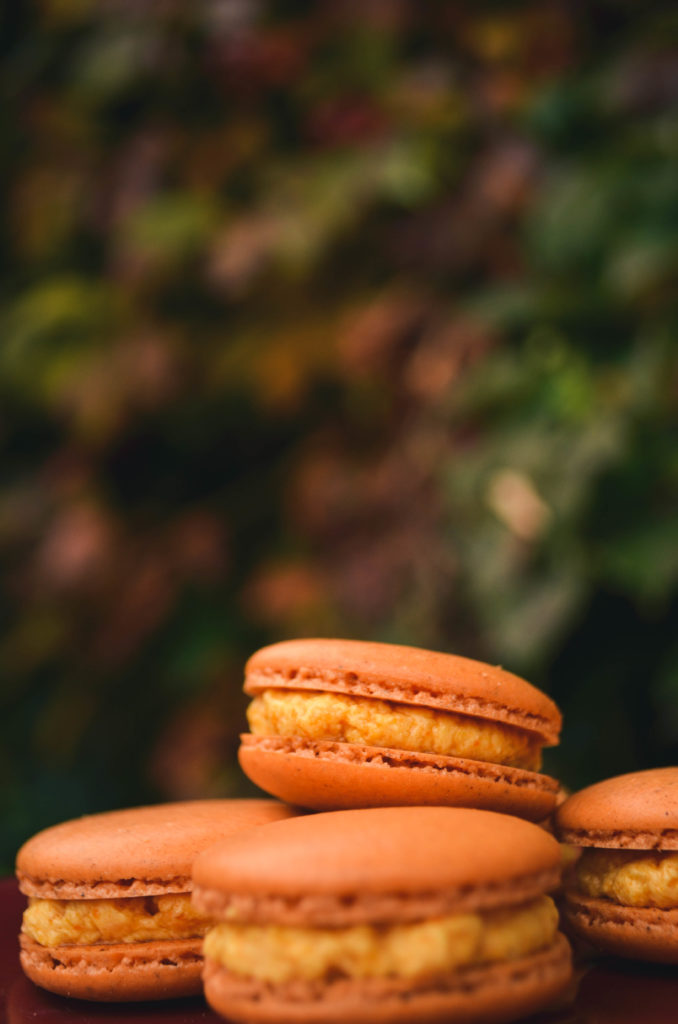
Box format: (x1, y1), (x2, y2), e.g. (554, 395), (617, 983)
(23, 893), (211, 947)
(247, 689), (542, 771)
(576, 849), (678, 908)
(203, 896), (558, 983)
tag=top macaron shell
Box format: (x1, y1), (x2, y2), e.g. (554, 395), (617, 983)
(245, 639), (562, 743)
(193, 806), (563, 923)
(17, 799), (297, 899)
(556, 768), (678, 848)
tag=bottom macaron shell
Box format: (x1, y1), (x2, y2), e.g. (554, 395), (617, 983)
(20, 933), (204, 1001)
(239, 736), (558, 822)
(562, 893), (678, 964)
(202, 934), (572, 1024)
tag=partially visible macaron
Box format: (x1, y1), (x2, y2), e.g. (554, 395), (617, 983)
(193, 806), (572, 1024)
(555, 768), (678, 962)
(16, 799), (297, 1001)
(239, 638), (562, 821)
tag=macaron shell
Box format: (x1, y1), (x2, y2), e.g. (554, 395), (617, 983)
(19, 933), (203, 1001)
(17, 799), (296, 898)
(562, 892), (678, 964)
(556, 769), (678, 848)
(245, 639), (561, 744)
(239, 736), (558, 822)
(193, 806), (562, 909)
(202, 934), (572, 1024)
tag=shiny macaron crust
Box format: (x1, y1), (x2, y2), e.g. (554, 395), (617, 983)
(16, 799), (297, 1001)
(239, 639), (561, 821)
(556, 768), (678, 963)
(193, 806), (572, 1024)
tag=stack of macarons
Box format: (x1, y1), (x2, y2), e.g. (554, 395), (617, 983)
(15, 635), (675, 1021)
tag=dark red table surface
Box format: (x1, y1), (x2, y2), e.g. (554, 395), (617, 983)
(2, 878), (678, 1023)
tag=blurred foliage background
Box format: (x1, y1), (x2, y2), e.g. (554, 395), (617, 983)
(2, 0), (678, 871)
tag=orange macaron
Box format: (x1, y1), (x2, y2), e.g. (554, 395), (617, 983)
(16, 799), (297, 1000)
(556, 768), (678, 962)
(192, 806), (572, 1024)
(239, 638), (562, 821)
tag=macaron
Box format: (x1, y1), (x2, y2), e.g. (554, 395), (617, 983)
(555, 768), (678, 962)
(239, 638), (561, 821)
(16, 799), (297, 1001)
(192, 806), (572, 1024)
